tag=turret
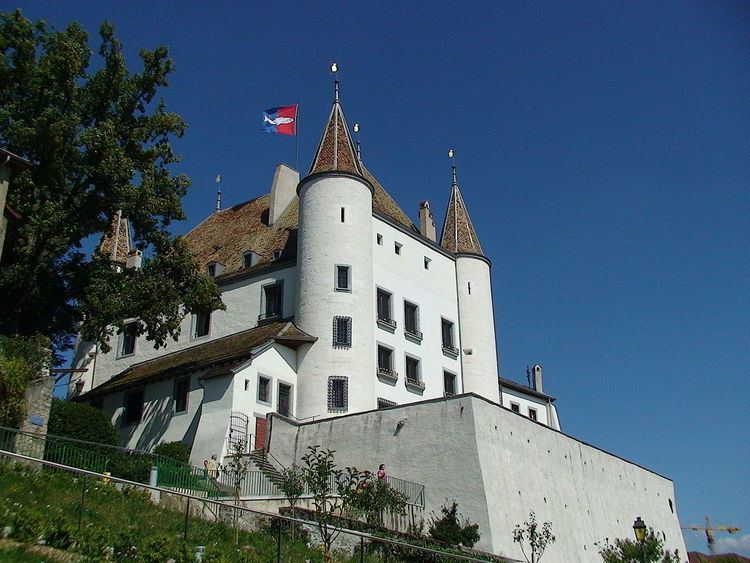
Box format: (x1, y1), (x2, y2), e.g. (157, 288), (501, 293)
(294, 80), (376, 419)
(440, 156), (500, 401)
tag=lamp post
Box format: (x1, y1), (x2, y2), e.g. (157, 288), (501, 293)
(633, 516), (647, 562)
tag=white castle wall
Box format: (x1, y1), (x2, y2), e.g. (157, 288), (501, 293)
(295, 174), (375, 419)
(70, 264), (297, 395)
(267, 395), (686, 562)
(372, 216), (462, 404)
(456, 256), (500, 401)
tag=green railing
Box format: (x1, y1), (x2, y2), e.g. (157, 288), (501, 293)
(0, 426), (220, 497)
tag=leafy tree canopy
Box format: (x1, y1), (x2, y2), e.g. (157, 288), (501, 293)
(428, 500), (481, 549)
(0, 10), (223, 357)
(597, 528), (680, 563)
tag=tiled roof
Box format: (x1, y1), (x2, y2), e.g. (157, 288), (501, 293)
(98, 212), (131, 264)
(81, 322), (315, 397)
(309, 98), (363, 177)
(183, 167), (415, 278)
(439, 182), (484, 256)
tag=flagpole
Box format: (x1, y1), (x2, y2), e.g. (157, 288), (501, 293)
(295, 102), (300, 173)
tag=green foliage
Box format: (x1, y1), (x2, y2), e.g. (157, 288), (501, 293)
(153, 440), (191, 464)
(0, 335), (48, 427)
(427, 500), (480, 549)
(513, 511), (555, 563)
(0, 9), (224, 355)
(48, 397), (118, 445)
(349, 471), (408, 526)
(597, 528), (680, 563)
(106, 451), (152, 482)
(0, 461), (323, 561)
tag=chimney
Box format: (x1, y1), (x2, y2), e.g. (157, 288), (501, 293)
(126, 249), (143, 269)
(419, 200), (436, 242)
(531, 364), (543, 393)
(268, 164), (300, 226)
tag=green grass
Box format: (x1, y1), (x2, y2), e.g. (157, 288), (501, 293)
(0, 462), (324, 562)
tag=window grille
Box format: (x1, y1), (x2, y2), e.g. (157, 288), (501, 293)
(377, 398), (397, 409)
(333, 316), (352, 348)
(327, 376), (348, 412)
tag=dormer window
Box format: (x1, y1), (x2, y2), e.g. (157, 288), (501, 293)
(272, 249), (283, 260)
(206, 261), (224, 277)
(243, 251), (258, 269)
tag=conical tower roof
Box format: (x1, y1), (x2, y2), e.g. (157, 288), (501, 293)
(98, 210), (131, 264)
(440, 168), (485, 256)
(308, 82), (364, 178)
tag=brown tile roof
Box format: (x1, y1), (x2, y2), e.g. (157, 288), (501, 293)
(98, 212), (131, 264)
(689, 554), (750, 563)
(183, 167), (415, 277)
(439, 183), (485, 256)
(81, 321), (315, 397)
(309, 99), (363, 177)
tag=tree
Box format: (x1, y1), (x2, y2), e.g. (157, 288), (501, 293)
(224, 440), (252, 545)
(597, 528), (680, 563)
(278, 463), (305, 539)
(513, 511), (555, 563)
(427, 500), (480, 549)
(0, 10), (223, 357)
(0, 334), (49, 427)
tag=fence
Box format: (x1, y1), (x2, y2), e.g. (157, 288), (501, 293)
(0, 448), (509, 562)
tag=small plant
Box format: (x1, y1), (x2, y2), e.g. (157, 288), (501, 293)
(428, 500), (480, 549)
(513, 511), (555, 563)
(597, 528), (680, 563)
(224, 439), (252, 544)
(278, 463), (305, 539)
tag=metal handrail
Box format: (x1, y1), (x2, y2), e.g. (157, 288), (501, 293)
(0, 448), (502, 562)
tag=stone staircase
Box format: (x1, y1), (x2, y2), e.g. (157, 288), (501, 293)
(247, 449), (285, 487)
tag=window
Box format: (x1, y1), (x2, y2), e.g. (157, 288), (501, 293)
(340, 207), (345, 223)
(528, 408), (538, 421)
(243, 251), (258, 269)
(424, 257), (431, 270)
(327, 376), (348, 413)
(376, 289), (393, 324)
(394, 242), (402, 255)
(194, 310), (211, 338)
(376, 233), (383, 245)
(404, 301), (421, 339)
(467, 281), (471, 295)
(173, 377), (190, 413)
(333, 316), (352, 348)
(377, 345), (396, 381)
(122, 389), (144, 426)
(119, 323), (137, 357)
(260, 282), (283, 320)
(272, 249), (282, 260)
(443, 371), (456, 396)
(277, 383), (292, 416)
(244, 379), (250, 391)
(335, 265), (351, 291)
(441, 318), (458, 356)
(510, 403), (520, 413)
(405, 356), (423, 390)
(257, 376), (271, 403)
(206, 262), (224, 277)
(377, 398), (397, 409)
(207, 263), (216, 277)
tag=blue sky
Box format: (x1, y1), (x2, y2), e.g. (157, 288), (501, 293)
(11, 0), (749, 555)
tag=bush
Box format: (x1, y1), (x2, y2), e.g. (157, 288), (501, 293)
(48, 398), (118, 446)
(428, 501), (480, 549)
(0, 335), (49, 428)
(153, 441), (191, 465)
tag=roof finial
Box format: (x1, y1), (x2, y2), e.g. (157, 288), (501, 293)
(215, 174), (222, 214)
(448, 148), (458, 186)
(331, 61), (340, 101)
(353, 122), (361, 161)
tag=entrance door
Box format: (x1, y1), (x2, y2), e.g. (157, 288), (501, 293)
(254, 416), (266, 451)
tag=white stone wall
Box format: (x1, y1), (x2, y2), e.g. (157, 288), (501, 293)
(295, 174), (375, 419)
(456, 256), (500, 401)
(70, 265), (297, 396)
(266, 395), (687, 562)
(372, 217), (462, 405)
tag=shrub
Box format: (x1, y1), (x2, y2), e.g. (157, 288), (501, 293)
(48, 398), (118, 446)
(153, 441), (191, 465)
(428, 501), (480, 548)
(0, 335), (49, 428)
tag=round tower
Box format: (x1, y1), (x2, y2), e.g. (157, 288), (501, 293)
(440, 158), (500, 401)
(294, 84), (376, 419)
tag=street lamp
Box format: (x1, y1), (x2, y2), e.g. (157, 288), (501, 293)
(633, 516), (647, 542)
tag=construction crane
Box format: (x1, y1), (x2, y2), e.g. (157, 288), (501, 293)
(681, 515), (741, 554)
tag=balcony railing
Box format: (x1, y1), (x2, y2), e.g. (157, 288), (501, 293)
(405, 376), (425, 392)
(404, 327), (423, 342)
(376, 367), (398, 383)
(442, 344), (459, 358)
(376, 316), (397, 332)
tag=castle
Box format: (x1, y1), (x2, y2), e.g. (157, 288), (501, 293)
(70, 82), (686, 561)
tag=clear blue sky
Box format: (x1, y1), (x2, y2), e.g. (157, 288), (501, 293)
(12, 1), (749, 555)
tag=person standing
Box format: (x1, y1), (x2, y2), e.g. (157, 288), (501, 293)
(377, 463), (386, 480)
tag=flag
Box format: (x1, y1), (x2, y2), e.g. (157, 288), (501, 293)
(262, 105), (298, 136)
